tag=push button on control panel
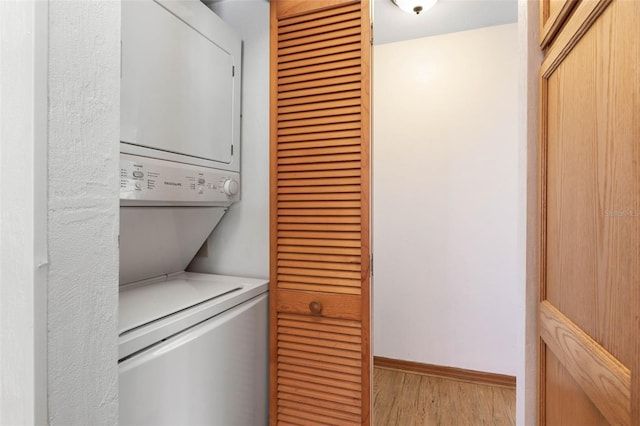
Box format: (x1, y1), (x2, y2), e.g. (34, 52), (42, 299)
(132, 171), (144, 178)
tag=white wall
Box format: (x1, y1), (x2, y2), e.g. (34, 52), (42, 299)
(189, 0), (270, 279)
(1, 2), (120, 424)
(373, 24), (519, 376)
(0, 1), (48, 423)
(46, 1), (120, 424)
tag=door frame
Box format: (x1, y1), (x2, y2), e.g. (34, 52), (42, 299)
(0, 0), (49, 423)
(521, 0), (543, 425)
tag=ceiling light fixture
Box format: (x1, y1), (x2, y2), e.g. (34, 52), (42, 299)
(391, 0), (437, 15)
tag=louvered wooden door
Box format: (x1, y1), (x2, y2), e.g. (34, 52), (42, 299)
(270, 0), (371, 424)
(538, 0), (640, 424)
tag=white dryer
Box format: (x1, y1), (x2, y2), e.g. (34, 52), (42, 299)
(118, 153), (268, 426)
(118, 1), (267, 424)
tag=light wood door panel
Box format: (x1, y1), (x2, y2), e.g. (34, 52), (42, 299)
(545, 348), (609, 425)
(538, 0), (640, 424)
(539, 0), (577, 48)
(270, 1), (371, 424)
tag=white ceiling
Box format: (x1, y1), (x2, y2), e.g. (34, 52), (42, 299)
(373, 0), (518, 45)
(204, 0), (517, 46)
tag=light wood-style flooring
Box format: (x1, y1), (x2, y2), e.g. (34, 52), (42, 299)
(373, 367), (516, 426)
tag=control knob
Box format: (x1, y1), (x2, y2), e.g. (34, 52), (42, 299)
(223, 179), (239, 196)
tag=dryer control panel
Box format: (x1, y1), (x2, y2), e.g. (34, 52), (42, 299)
(120, 153), (239, 206)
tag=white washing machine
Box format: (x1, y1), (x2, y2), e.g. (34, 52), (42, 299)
(118, 2), (267, 424)
(118, 272), (268, 426)
(118, 154), (269, 426)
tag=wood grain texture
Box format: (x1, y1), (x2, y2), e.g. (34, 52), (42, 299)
(277, 289), (361, 320)
(273, 0), (368, 296)
(539, 301), (631, 425)
(537, 45), (549, 426)
(538, 0), (640, 424)
(374, 357), (516, 389)
(277, 313), (363, 424)
(373, 368), (515, 426)
(540, 0), (612, 78)
(544, 348), (608, 425)
(269, 2), (280, 423)
(539, 0), (578, 49)
(544, 0), (638, 375)
(270, 0), (371, 424)
(358, 1), (372, 421)
(276, 0), (359, 20)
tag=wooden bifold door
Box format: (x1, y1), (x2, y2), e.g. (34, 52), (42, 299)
(538, 0), (639, 424)
(269, 0), (372, 424)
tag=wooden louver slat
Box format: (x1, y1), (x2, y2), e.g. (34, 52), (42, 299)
(277, 4), (361, 32)
(278, 26), (361, 50)
(277, 252), (361, 264)
(278, 105), (361, 121)
(278, 43), (361, 67)
(278, 129), (361, 143)
(278, 396), (362, 419)
(277, 122), (361, 136)
(271, 0), (370, 424)
(280, 59), (361, 83)
(279, 185), (361, 195)
(278, 169), (360, 182)
(279, 149), (361, 160)
(278, 17), (360, 43)
(278, 83), (361, 102)
(278, 74), (361, 94)
(279, 59), (362, 80)
(278, 34), (361, 57)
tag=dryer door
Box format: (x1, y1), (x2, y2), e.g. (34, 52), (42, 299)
(121, 0), (241, 169)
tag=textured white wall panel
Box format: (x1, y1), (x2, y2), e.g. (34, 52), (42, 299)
(47, 1), (120, 424)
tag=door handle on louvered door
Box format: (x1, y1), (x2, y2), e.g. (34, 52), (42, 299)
(309, 301), (323, 315)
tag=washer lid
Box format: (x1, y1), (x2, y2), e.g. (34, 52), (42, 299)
(118, 272), (269, 361)
(119, 273), (242, 335)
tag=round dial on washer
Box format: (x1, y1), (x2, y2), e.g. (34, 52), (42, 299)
(223, 179), (239, 196)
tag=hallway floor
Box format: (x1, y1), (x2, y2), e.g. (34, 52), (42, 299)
(373, 367), (516, 425)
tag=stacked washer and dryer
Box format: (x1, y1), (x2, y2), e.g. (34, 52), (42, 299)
(118, 1), (268, 425)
